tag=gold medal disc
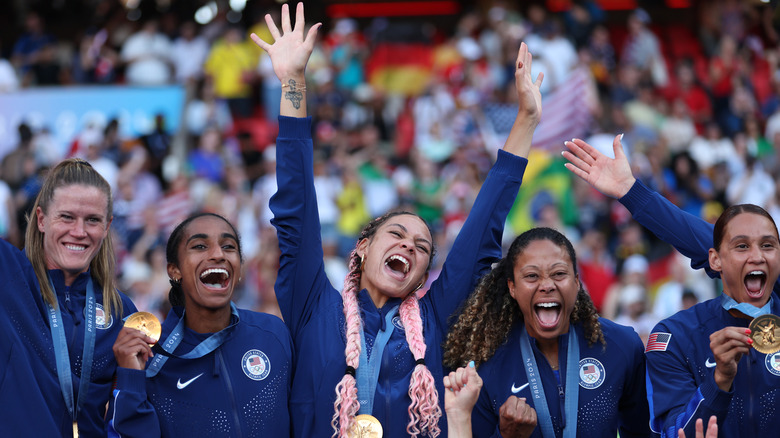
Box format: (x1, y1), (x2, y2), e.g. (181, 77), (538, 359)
(348, 414), (383, 438)
(124, 312), (162, 346)
(750, 314), (780, 354)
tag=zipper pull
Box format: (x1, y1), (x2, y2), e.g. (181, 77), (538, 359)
(558, 384), (566, 429)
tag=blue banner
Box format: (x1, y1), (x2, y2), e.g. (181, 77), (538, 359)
(0, 85), (185, 158)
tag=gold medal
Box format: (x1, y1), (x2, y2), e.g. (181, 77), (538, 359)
(750, 314), (780, 354)
(348, 414), (383, 438)
(124, 312), (162, 346)
(73, 421), (78, 437)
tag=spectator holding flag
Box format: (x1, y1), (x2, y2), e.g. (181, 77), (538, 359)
(108, 213), (292, 437)
(564, 135), (780, 437)
(444, 227), (651, 438)
(253, 2), (544, 436)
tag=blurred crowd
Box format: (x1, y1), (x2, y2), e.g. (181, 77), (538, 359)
(1, 0), (779, 344)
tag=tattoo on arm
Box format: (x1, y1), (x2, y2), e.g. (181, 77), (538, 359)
(284, 79), (304, 110)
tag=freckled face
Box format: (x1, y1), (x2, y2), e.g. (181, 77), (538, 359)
(709, 213), (780, 307)
(508, 239), (579, 342)
(168, 216), (242, 312)
(37, 184), (111, 285)
(358, 214), (433, 299)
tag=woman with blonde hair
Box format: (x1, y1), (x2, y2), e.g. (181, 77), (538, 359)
(0, 158), (137, 436)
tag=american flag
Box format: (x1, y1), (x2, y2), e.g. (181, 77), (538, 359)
(249, 356), (262, 367)
(583, 364), (596, 375)
(481, 66), (596, 155)
(645, 332), (672, 353)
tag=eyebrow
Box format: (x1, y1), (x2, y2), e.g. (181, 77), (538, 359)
(387, 223), (433, 248)
(186, 233), (238, 243)
(730, 235), (780, 243)
(523, 262), (572, 270)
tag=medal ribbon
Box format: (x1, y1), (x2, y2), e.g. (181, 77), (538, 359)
(721, 294), (773, 318)
(146, 303), (240, 378)
(357, 305), (399, 415)
(46, 276), (96, 422)
(518, 326), (580, 438)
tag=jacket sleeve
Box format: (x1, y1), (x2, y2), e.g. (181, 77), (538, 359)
(427, 150), (527, 333)
(617, 329), (654, 438)
(106, 367), (161, 438)
(471, 380), (504, 438)
(619, 180), (715, 275)
(645, 322), (732, 438)
(269, 116), (336, 340)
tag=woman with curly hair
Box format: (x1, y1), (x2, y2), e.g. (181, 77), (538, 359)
(444, 227), (652, 438)
(252, 3), (543, 437)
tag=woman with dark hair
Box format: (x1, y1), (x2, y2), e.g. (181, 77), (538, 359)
(108, 213), (292, 437)
(444, 227), (651, 438)
(564, 135), (780, 437)
(0, 158), (137, 436)
(252, 3), (543, 436)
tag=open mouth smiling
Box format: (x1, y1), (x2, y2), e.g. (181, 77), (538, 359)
(744, 270), (767, 298)
(385, 254), (410, 280)
(200, 268), (230, 289)
(534, 301), (562, 329)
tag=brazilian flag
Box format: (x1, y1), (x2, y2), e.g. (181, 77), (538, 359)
(507, 149), (577, 234)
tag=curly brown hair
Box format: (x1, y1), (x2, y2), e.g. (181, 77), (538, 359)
(444, 227), (605, 369)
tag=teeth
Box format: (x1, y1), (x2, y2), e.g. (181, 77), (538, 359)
(386, 255), (410, 274)
(749, 271), (765, 276)
(65, 245), (86, 251)
(536, 302), (560, 308)
(200, 268), (229, 279)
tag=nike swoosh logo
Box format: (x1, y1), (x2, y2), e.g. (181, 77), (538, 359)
(511, 382), (529, 394)
(177, 373), (204, 389)
(705, 358), (716, 368)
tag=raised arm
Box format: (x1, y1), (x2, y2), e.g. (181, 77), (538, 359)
(428, 43), (541, 326)
(563, 136), (717, 275)
(255, 4), (332, 338)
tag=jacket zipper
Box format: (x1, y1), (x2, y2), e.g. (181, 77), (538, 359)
(218, 350), (243, 437)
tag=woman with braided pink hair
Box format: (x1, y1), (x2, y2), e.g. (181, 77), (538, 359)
(252, 3), (542, 436)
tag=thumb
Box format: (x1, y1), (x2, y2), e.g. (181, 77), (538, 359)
(613, 133), (626, 160)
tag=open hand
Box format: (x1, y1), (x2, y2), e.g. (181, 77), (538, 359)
(514, 42), (544, 127)
(562, 135), (636, 199)
(249, 3), (320, 83)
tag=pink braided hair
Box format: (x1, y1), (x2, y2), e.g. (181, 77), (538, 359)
(400, 293), (442, 437)
(331, 250), (362, 437)
(331, 211), (440, 437)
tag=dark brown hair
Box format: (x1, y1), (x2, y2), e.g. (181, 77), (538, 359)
(444, 227), (604, 368)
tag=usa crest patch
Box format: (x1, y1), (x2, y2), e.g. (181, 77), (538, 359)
(86, 303), (113, 329)
(242, 349), (271, 381)
(766, 352), (780, 376)
(578, 358), (606, 389)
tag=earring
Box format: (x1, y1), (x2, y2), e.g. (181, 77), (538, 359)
(360, 254), (366, 271)
(169, 278), (182, 287)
